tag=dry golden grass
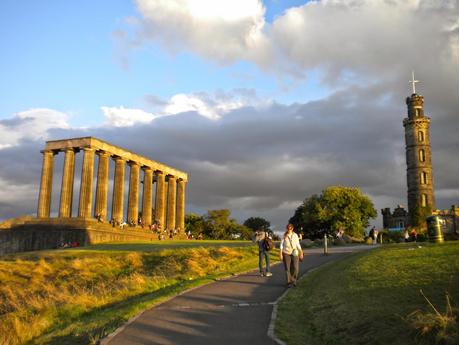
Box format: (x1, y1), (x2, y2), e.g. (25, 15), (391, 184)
(0, 245), (261, 345)
(406, 290), (459, 344)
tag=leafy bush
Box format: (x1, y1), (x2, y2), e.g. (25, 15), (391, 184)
(380, 229), (403, 243)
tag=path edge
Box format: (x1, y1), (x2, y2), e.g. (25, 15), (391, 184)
(267, 265), (321, 345)
(100, 261), (282, 345)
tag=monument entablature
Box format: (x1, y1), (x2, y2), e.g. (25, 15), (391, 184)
(43, 137), (188, 181)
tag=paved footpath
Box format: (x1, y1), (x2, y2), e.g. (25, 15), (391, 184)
(102, 245), (375, 345)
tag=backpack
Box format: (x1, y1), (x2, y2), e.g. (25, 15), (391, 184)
(263, 235), (274, 251)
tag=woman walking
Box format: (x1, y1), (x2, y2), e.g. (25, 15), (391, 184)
(280, 224), (303, 287)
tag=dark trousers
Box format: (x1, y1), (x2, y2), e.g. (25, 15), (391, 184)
(283, 254), (299, 284)
(259, 250), (270, 273)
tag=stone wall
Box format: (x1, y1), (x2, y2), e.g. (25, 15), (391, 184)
(0, 219), (170, 256)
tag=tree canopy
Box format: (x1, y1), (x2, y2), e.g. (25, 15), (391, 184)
(243, 217), (271, 232)
(185, 209), (252, 240)
(289, 186), (377, 239)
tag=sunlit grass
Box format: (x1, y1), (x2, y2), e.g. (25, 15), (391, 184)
(0, 241), (278, 345)
(275, 242), (459, 345)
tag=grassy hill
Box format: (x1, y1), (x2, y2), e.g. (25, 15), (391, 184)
(275, 242), (459, 345)
(0, 240), (273, 345)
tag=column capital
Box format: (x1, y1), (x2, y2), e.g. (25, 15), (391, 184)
(142, 165), (153, 172)
(128, 160), (140, 167)
(96, 150), (111, 157)
(40, 149), (57, 155)
(62, 147), (76, 153)
(112, 155), (125, 162)
(166, 174), (176, 181)
(81, 147), (94, 152)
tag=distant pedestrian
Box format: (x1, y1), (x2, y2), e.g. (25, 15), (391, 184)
(411, 228), (417, 242)
(253, 228), (272, 277)
(369, 226), (376, 244)
(404, 228), (410, 242)
(280, 224), (303, 287)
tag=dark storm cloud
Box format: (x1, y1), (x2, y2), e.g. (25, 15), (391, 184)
(4, 80), (457, 230)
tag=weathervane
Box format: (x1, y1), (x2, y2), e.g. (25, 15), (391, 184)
(409, 71), (419, 94)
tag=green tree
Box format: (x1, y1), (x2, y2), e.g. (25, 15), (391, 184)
(289, 194), (326, 238)
(201, 209), (251, 240)
(243, 217), (271, 232)
(289, 186), (377, 239)
(185, 213), (205, 238)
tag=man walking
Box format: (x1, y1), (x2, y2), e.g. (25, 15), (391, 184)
(253, 228), (272, 277)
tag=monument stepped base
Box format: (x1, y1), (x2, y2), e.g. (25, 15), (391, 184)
(0, 218), (186, 256)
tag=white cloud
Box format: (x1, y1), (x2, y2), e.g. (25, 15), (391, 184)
(162, 93), (245, 120)
(269, 0), (458, 77)
(133, 0), (270, 64)
(129, 0), (459, 80)
(103, 90), (257, 126)
(101, 106), (157, 127)
(0, 108), (69, 149)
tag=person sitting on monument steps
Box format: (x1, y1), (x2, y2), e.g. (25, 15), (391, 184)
(253, 228), (272, 277)
(280, 224), (303, 287)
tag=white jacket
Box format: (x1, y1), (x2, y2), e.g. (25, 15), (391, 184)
(280, 232), (302, 255)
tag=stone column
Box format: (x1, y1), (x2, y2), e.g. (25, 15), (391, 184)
(59, 148), (76, 218)
(176, 179), (186, 232)
(166, 175), (177, 230)
(94, 151), (110, 221)
(127, 161), (140, 225)
(78, 148), (95, 218)
(111, 157), (125, 224)
(155, 171), (166, 229)
(141, 167), (153, 227)
(37, 150), (55, 218)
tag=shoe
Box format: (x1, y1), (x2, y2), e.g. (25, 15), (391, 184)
(260, 272), (265, 277)
(292, 281), (297, 287)
(265, 272), (272, 277)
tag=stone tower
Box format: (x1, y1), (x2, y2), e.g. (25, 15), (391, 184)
(403, 77), (435, 218)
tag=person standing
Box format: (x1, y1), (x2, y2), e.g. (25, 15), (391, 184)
(253, 228), (272, 277)
(411, 228), (417, 242)
(404, 228), (410, 242)
(280, 224), (303, 287)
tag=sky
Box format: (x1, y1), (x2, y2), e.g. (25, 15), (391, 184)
(0, 0), (458, 232)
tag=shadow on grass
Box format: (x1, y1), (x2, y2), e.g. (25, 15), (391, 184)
(31, 279), (211, 345)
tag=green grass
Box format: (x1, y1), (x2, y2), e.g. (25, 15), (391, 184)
(275, 242), (459, 345)
(0, 241), (279, 345)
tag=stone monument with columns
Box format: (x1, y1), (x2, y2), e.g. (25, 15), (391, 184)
(1, 137), (188, 255)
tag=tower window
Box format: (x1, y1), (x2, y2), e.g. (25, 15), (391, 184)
(418, 131), (424, 142)
(421, 194), (427, 207)
(421, 172), (427, 184)
(419, 149), (425, 162)
(415, 108), (421, 116)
